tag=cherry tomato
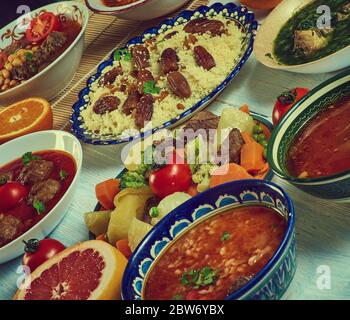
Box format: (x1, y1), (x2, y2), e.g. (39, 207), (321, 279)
(22, 238), (65, 272)
(149, 164), (192, 199)
(0, 51), (8, 70)
(25, 12), (60, 43)
(0, 181), (27, 211)
(272, 87), (309, 125)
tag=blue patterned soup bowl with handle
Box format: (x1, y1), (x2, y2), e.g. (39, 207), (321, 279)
(267, 70), (350, 202)
(122, 179), (296, 300)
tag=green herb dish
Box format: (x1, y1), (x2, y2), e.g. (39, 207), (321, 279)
(254, 0), (350, 74)
(267, 69), (350, 202)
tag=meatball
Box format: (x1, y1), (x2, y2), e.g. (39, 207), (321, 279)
(28, 179), (61, 205)
(18, 160), (54, 185)
(0, 214), (23, 247)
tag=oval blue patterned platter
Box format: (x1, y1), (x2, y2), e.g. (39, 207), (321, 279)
(121, 179), (297, 300)
(70, 2), (258, 145)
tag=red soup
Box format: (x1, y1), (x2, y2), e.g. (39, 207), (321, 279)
(287, 95), (350, 179)
(0, 150), (76, 248)
(144, 205), (287, 300)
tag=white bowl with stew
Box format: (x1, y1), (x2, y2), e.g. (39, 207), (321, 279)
(268, 70), (350, 202)
(122, 180), (296, 300)
(85, 0), (191, 20)
(254, 0), (350, 73)
(0, 1), (89, 106)
(0, 130), (83, 264)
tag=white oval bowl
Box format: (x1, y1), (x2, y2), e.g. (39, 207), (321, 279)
(254, 0), (350, 74)
(0, 1), (89, 107)
(85, 0), (191, 20)
(0, 130), (83, 264)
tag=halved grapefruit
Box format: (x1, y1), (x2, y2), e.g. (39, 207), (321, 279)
(14, 240), (127, 300)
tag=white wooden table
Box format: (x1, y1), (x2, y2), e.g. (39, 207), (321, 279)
(1, 0), (350, 300)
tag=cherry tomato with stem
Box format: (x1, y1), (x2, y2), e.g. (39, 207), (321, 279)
(22, 238), (65, 272)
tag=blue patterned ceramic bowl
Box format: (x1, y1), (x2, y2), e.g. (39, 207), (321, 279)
(268, 70), (350, 202)
(70, 2), (258, 145)
(121, 179), (296, 300)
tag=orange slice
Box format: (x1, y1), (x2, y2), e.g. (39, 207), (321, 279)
(0, 97), (53, 144)
(14, 240), (128, 300)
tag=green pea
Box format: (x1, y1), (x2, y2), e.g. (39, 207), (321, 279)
(149, 207), (159, 218)
(257, 133), (266, 143)
(263, 148), (267, 159)
(253, 124), (264, 134)
(253, 134), (260, 142)
(260, 140), (268, 149)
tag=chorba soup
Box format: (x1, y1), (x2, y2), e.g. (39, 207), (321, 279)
(287, 95), (350, 179)
(144, 205), (287, 300)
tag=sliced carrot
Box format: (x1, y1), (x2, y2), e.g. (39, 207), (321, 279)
(239, 104), (250, 114)
(241, 131), (254, 144)
(95, 178), (120, 210)
(116, 239), (132, 259)
(241, 141), (265, 174)
(96, 233), (107, 242)
(209, 163), (253, 188)
(187, 183), (199, 197)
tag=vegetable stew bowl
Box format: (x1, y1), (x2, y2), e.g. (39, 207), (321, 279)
(0, 1), (89, 107)
(85, 0), (191, 21)
(268, 70), (350, 202)
(71, 2), (258, 145)
(254, 0), (350, 74)
(0, 131), (83, 264)
(122, 179), (296, 300)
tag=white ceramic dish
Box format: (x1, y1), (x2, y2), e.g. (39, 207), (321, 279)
(0, 1), (89, 107)
(0, 130), (83, 264)
(254, 0), (350, 74)
(85, 0), (191, 20)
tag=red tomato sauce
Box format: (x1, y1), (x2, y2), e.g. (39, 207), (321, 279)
(0, 150), (76, 248)
(144, 205), (286, 300)
(287, 95), (350, 179)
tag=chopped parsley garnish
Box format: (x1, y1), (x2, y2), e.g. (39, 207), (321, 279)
(221, 231), (231, 242)
(114, 49), (132, 61)
(25, 51), (33, 61)
(22, 152), (41, 166)
(59, 170), (68, 181)
(181, 266), (219, 289)
(33, 200), (46, 215)
(172, 294), (183, 300)
(143, 80), (161, 95)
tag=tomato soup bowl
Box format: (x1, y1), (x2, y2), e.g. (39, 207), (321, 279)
(268, 70), (350, 202)
(122, 180), (296, 300)
(0, 1), (89, 106)
(0, 130), (83, 264)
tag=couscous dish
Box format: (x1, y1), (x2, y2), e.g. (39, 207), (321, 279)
(80, 14), (245, 136)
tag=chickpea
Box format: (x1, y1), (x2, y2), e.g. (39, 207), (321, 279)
(1, 69), (10, 79)
(1, 84), (8, 91)
(12, 57), (22, 67)
(9, 79), (17, 87)
(17, 48), (26, 56)
(8, 54), (15, 63)
(4, 78), (10, 85)
(20, 55), (27, 63)
(5, 63), (13, 72)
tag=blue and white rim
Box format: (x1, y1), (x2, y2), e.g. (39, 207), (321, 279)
(70, 2), (258, 145)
